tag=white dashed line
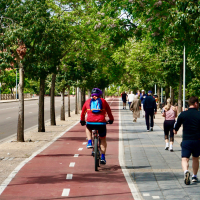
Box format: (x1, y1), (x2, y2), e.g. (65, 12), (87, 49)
(152, 196), (160, 199)
(78, 148), (83, 151)
(62, 188), (70, 196)
(69, 162), (75, 167)
(82, 142), (87, 145)
(143, 193), (150, 197)
(66, 174), (73, 179)
(74, 154), (79, 157)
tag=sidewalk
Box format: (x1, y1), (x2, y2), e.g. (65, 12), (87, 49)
(120, 103), (200, 200)
(0, 98), (199, 200)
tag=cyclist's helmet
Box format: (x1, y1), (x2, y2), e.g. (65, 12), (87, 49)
(91, 88), (102, 97)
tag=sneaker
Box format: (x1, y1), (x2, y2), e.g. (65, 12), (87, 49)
(87, 142), (93, 149)
(184, 171), (190, 185)
(192, 176), (198, 182)
(170, 148), (173, 152)
(147, 129), (150, 132)
(100, 158), (106, 164)
(165, 147), (169, 150)
(150, 127), (153, 131)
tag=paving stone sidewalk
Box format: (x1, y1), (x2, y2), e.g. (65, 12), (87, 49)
(120, 103), (200, 200)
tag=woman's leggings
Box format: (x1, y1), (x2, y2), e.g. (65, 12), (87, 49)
(164, 120), (175, 142)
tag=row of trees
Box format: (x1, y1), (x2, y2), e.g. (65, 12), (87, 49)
(0, 0), (200, 141)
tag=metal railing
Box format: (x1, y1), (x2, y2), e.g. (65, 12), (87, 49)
(0, 93), (32, 100)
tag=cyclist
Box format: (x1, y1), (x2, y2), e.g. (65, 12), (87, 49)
(80, 88), (114, 164)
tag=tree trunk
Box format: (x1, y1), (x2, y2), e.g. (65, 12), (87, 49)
(87, 89), (91, 100)
(81, 88), (85, 108)
(165, 85), (170, 100)
(178, 67), (183, 114)
(50, 73), (56, 125)
(78, 88), (82, 110)
(171, 87), (174, 105)
(68, 85), (71, 117)
(17, 64), (24, 142)
(60, 88), (65, 120)
(102, 88), (105, 99)
(38, 77), (45, 132)
(157, 87), (160, 110)
(75, 87), (78, 114)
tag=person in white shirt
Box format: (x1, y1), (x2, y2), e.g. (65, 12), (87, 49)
(127, 91), (135, 109)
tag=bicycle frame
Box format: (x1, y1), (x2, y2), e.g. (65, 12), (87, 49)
(92, 129), (101, 171)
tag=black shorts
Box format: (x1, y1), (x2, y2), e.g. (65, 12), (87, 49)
(86, 124), (107, 138)
(181, 140), (200, 158)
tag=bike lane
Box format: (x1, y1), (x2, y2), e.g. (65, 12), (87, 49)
(0, 98), (134, 200)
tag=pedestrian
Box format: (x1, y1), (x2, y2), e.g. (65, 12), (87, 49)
(162, 98), (177, 152)
(140, 90), (147, 118)
(122, 91), (127, 109)
(143, 90), (157, 131)
(127, 91), (135, 109)
(130, 95), (141, 122)
(174, 96), (200, 185)
(136, 90), (142, 98)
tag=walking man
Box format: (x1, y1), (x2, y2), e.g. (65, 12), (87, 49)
(174, 96), (200, 185)
(127, 91), (135, 109)
(140, 90), (147, 117)
(143, 90), (157, 131)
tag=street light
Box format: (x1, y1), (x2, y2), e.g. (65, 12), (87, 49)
(16, 69), (18, 99)
(183, 46), (186, 111)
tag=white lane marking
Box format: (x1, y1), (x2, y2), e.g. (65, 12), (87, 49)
(78, 148), (83, 151)
(119, 99), (142, 200)
(69, 162), (75, 167)
(0, 121), (80, 195)
(143, 193), (150, 196)
(6, 117), (11, 119)
(74, 154), (79, 157)
(152, 196), (160, 199)
(62, 188), (70, 196)
(66, 174), (73, 179)
(82, 142), (87, 145)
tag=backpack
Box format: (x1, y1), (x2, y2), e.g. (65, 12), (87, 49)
(90, 97), (103, 113)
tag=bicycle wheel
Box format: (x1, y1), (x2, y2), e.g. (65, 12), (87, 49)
(94, 137), (99, 171)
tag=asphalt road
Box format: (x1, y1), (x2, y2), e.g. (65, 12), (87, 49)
(0, 96), (76, 141)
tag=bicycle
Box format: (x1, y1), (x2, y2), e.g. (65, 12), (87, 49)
(91, 121), (110, 171)
(92, 129), (101, 171)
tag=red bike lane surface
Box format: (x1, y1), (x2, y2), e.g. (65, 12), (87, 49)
(1, 98), (133, 200)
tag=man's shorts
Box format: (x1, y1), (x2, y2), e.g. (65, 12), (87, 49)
(86, 124), (107, 138)
(181, 140), (200, 158)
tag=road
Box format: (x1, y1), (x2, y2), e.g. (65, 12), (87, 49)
(0, 96), (76, 141)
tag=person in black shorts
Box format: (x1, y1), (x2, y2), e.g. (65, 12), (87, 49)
(174, 96), (200, 185)
(122, 91), (127, 109)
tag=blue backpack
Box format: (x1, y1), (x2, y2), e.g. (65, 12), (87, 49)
(90, 97), (103, 113)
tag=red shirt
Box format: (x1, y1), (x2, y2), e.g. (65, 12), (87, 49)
(80, 98), (114, 123)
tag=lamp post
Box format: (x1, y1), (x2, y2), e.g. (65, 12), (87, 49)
(16, 69), (17, 99)
(183, 46), (186, 111)
(161, 87), (163, 104)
